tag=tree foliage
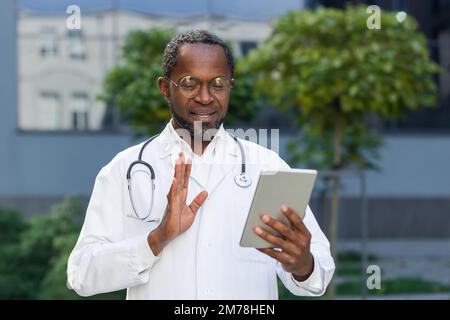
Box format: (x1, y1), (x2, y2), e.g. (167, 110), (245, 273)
(242, 5), (439, 169)
(0, 197), (125, 299)
(99, 28), (173, 136)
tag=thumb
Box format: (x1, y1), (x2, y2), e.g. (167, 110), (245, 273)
(188, 191), (208, 214)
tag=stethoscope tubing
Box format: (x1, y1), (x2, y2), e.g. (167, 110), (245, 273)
(127, 132), (250, 221)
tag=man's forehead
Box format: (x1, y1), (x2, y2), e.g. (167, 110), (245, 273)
(173, 43), (229, 77)
(178, 43), (226, 60)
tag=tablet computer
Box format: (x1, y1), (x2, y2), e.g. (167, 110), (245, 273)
(239, 168), (317, 248)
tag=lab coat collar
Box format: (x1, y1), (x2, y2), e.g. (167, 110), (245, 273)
(156, 120), (240, 192)
(157, 120), (239, 160)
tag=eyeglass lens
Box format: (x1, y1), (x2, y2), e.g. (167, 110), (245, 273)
(176, 76), (232, 99)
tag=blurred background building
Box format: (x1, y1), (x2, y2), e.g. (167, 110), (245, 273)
(1, 0), (449, 239)
(17, 0), (277, 131)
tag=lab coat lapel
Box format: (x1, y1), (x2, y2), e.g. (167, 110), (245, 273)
(158, 126), (208, 190)
(206, 133), (239, 195)
(156, 122), (240, 193)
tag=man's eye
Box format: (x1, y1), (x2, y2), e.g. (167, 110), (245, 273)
(212, 79), (226, 89)
(181, 84), (196, 90)
(212, 84), (225, 90)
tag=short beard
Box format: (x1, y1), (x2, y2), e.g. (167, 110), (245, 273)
(169, 102), (225, 138)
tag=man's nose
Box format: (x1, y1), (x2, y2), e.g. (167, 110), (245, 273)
(194, 83), (214, 105)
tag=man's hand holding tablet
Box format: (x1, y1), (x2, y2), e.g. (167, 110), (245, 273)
(239, 169), (317, 281)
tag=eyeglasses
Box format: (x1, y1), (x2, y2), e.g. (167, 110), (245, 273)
(167, 75), (234, 99)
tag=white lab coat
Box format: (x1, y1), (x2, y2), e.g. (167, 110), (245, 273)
(67, 122), (335, 299)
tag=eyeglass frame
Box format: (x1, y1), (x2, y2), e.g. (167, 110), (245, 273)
(166, 75), (234, 99)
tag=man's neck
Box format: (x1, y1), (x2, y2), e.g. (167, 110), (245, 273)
(171, 120), (212, 156)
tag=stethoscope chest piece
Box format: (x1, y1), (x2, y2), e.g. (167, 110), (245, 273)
(234, 173), (252, 188)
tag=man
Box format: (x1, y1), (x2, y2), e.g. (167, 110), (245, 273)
(67, 30), (335, 299)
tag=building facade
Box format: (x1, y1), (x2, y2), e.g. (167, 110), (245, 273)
(18, 7), (274, 131)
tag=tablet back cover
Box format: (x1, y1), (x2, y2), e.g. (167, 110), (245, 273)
(239, 169), (317, 248)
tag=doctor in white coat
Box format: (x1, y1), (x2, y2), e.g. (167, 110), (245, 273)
(67, 30), (335, 299)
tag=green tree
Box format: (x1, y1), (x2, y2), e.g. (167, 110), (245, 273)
(0, 208), (29, 299)
(241, 5), (439, 298)
(16, 197), (83, 298)
(0, 197), (126, 299)
(99, 28), (173, 135)
(98, 28), (260, 136)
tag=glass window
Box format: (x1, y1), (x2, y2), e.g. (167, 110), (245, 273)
(18, 8), (110, 132)
(435, 0), (450, 11)
(240, 41), (258, 56)
(67, 30), (87, 60)
(40, 29), (58, 57)
(37, 91), (61, 129)
(70, 92), (89, 130)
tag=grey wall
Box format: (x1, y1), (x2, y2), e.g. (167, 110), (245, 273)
(0, 0), (19, 196)
(347, 135), (450, 197)
(310, 197), (450, 239)
(278, 134), (450, 197)
(1, 133), (449, 197)
(3, 133), (131, 196)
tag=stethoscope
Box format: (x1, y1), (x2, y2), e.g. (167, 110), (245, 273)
(126, 133), (252, 222)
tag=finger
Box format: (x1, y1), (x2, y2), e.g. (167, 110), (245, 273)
(174, 155), (180, 178)
(173, 157), (182, 195)
(182, 158), (192, 202)
(281, 205), (303, 230)
(282, 205), (312, 239)
(257, 247), (296, 265)
(253, 225), (300, 257)
(176, 153), (186, 191)
(184, 158), (192, 189)
(188, 191), (208, 215)
(260, 214), (296, 243)
(167, 177), (177, 203)
(178, 152), (185, 188)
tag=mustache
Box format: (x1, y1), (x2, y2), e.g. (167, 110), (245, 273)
(170, 104), (224, 137)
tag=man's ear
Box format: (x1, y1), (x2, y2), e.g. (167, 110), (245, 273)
(157, 76), (170, 102)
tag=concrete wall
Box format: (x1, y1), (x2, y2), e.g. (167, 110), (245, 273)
(0, 0), (20, 197)
(1, 133), (449, 198)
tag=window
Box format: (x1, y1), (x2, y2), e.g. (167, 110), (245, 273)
(71, 92), (89, 130)
(40, 29), (58, 57)
(438, 29), (450, 99)
(37, 91), (61, 129)
(435, 0), (450, 11)
(67, 30), (87, 60)
(240, 41), (258, 56)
